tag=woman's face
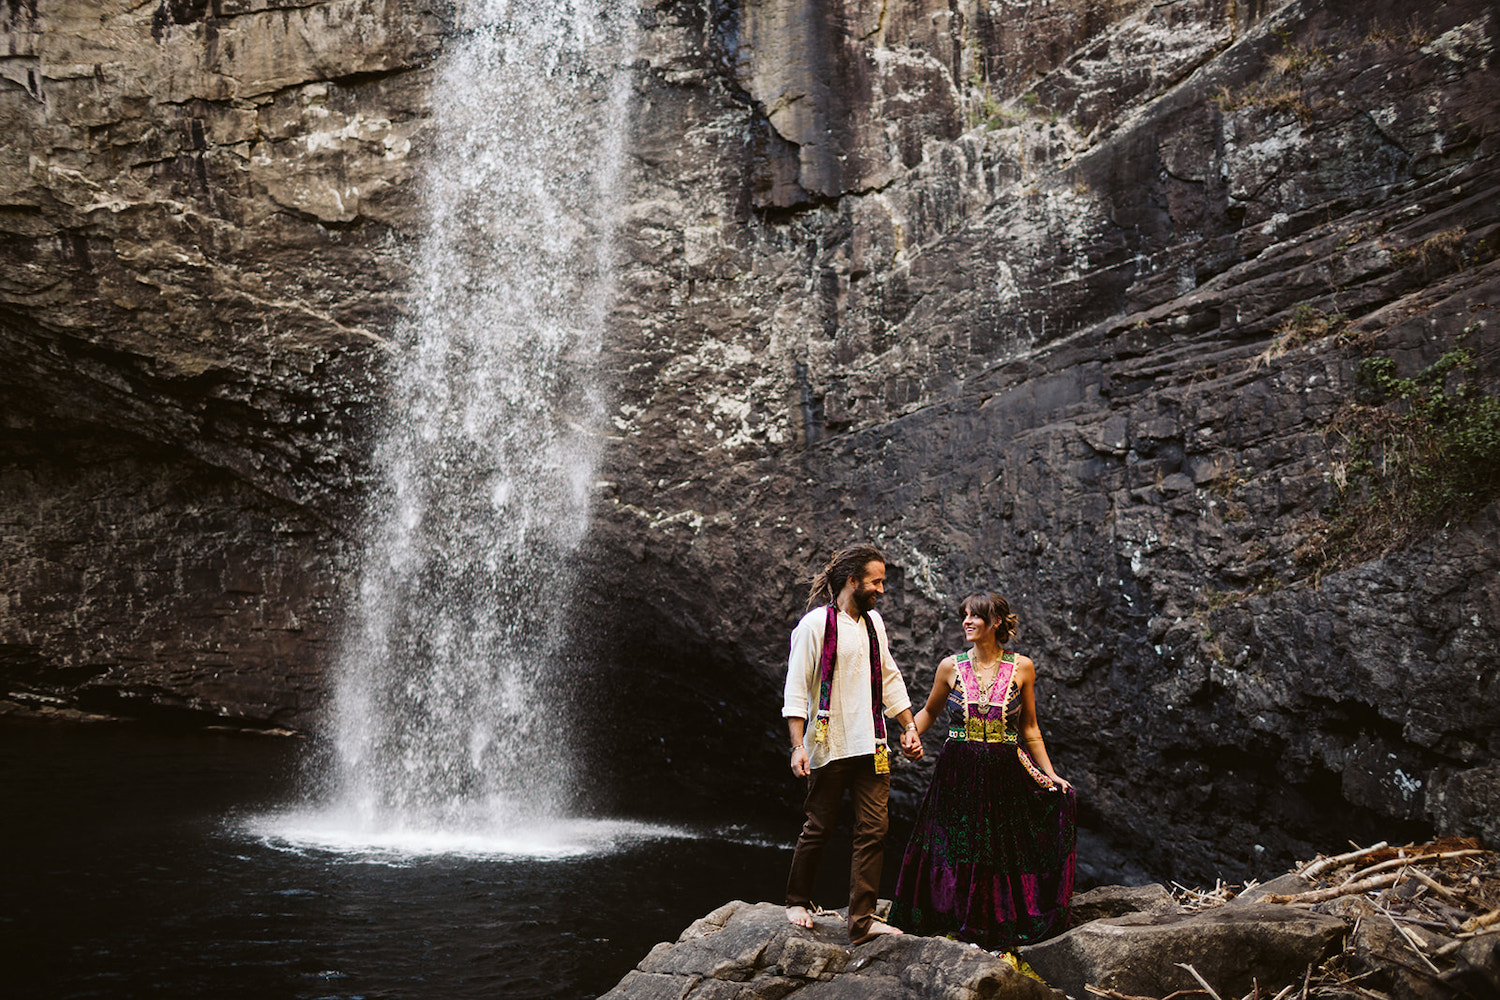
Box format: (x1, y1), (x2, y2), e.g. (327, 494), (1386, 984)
(962, 608), (996, 644)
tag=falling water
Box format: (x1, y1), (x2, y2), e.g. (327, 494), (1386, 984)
(309, 0), (638, 851)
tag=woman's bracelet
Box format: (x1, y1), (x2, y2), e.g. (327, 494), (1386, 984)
(1025, 737), (1045, 743)
(790, 744), (805, 755)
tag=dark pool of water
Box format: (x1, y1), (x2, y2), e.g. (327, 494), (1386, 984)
(0, 723), (805, 1000)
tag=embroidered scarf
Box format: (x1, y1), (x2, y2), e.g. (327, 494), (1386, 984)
(812, 603), (890, 774)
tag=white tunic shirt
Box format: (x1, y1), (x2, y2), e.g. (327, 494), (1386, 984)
(782, 605), (912, 770)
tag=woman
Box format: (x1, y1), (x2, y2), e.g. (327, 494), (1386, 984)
(888, 592), (1076, 950)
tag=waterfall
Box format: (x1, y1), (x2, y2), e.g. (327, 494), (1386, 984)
(319, 0), (636, 846)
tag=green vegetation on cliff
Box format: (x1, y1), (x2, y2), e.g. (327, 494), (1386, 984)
(1315, 333), (1500, 567)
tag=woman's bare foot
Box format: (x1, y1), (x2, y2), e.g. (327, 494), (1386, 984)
(850, 918), (903, 944)
(785, 905), (814, 929)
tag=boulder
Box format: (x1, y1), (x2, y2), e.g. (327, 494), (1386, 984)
(1328, 893), (1500, 1000)
(1018, 903), (1346, 1000)
(1067, 883), (1181, 925)
(1233, 872), (1315, 905)
(598, 900), (1062, 1000)
(1449, 935), (1500, 998)
(1427, 764), (1500, 850)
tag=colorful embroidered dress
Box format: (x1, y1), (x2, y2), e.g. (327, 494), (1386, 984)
(888, 649), (1076, 950)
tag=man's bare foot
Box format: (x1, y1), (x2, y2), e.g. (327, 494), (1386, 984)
(850, 918), (903, 944)
(786, 905), (814, 929)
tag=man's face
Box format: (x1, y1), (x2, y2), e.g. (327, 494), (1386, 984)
(852, 561), (886, 613)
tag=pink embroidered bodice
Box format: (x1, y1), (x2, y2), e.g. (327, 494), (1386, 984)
(946, 650), (1021, 743)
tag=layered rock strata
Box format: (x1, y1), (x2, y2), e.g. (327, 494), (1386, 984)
(0, 0), (441, 727)
(588, 0), (1500, 880)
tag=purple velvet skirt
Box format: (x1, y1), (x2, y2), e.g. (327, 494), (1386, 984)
(889, 739), (1076, 950)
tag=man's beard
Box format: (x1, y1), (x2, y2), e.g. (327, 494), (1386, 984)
(853, 586), (879, 613)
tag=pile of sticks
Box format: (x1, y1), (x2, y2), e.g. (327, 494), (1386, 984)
(1271, 837), (1498, 999)
(1087, 837), (1498, 1000)
(1170, 877), (1256, 912)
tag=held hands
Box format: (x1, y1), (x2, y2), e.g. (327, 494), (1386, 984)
(790, 733), (925, 776)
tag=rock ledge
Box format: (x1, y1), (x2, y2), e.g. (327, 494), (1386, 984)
(602, 841), (1500, 1000)
(600, 899), (1058, 999)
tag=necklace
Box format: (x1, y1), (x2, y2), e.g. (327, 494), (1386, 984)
(970, 649), (1002, 708)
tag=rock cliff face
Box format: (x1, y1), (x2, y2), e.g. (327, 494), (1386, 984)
(2, 0), (1497, 882)
(1, 0), (445, 728)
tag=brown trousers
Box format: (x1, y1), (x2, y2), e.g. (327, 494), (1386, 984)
(784, 754), (890, 940)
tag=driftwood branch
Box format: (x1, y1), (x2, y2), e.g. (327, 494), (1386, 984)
(1460, 907), (1500, 934)
(1342, 850), (1485, 885)
(1263, 871), (1401, 904)
(1402, 865), (1463, 904)
(1432, 911), (1500, 957)
(1082, 986), (1154, 1000)
(1297, 841), (1388, 879)
(1377, 903), (1443, 976)
(1084, 986), (1208, 1000)
(1175, 963), (1226, 1000)
(1268, 849), (1487, 905)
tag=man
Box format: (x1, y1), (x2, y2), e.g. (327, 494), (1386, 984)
(782, 542), (924, 943)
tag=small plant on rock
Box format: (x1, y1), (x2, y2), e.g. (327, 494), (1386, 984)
(1335, 220), (1384, 251)
(1362, 15), (1434, 48)
(1254, 304), (1349, 366)
(1317, 333), (1500, 564)
(966, 72), (1025, 130)
(1391, 227), (1469, 274)
(1209, 83), (1314, 124)
(1268, 42), (1332, 77)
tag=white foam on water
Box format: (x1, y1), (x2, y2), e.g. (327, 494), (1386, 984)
(244, 806), (688, 863)
(702, 825), (796, 852)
